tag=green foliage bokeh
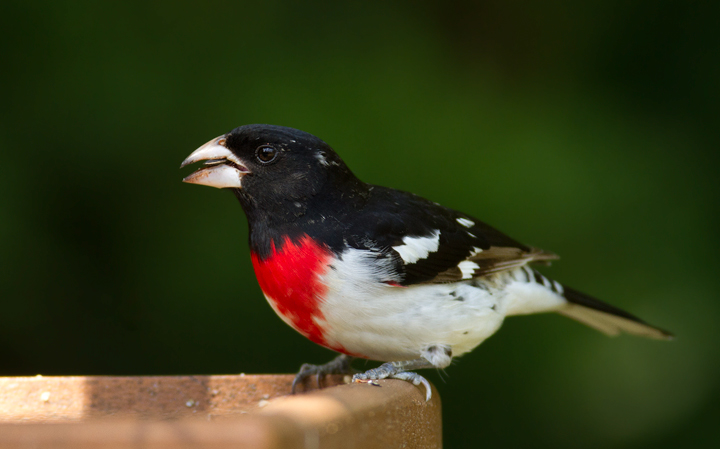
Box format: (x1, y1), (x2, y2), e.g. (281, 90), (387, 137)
(1, 1), (718, 447)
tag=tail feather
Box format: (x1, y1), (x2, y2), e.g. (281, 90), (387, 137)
(558, 286), (673, 340)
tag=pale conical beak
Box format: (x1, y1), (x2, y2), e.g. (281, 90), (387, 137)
(180, 136), (249, 189)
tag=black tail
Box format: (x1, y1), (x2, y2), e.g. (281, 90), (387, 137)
(559, 286), (673, 340)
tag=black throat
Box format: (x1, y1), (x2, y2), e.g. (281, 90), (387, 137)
(233, 171), (370, 259)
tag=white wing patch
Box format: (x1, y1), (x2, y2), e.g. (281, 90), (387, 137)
(393, 230), (441, 264)
(457, 261), (480, 279)
(316, 151), (329, 166)
(457, 217), (475, 228)
(470, 247), (483, 257)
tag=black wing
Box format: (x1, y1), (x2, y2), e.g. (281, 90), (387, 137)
(345, 186), (557, 286)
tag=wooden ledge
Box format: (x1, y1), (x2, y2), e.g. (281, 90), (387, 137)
(0, 375), (441, 448)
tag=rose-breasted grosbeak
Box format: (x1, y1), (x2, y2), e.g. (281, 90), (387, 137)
(181, 124), (671, 401)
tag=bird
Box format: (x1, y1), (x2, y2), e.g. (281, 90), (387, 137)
(180, 124), (672, 401)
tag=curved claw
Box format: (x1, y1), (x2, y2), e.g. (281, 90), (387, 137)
(352, 361), (433, 401)
(291, 354), (355, 394)
(390, 372), (432, 402)
(291, 363), (319, 394)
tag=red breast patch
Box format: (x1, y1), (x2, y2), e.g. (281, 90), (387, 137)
(251, 235), (335, 349)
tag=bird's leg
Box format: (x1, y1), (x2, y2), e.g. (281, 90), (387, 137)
(292, 353), (356, 393)
(352, 358), (435, 401)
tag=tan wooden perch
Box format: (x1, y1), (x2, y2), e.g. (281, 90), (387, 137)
(0, 374), (441, 448)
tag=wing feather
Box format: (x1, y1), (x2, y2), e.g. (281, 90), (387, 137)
(347, 186), (556, 286)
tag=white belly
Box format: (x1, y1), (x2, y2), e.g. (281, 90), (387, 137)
(319, 279), (506, 361)
(314, 248), (513, 362)
(311, 248), (567, 362)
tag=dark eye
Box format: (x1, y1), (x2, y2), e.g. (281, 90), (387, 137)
(255, 145), (278, 164)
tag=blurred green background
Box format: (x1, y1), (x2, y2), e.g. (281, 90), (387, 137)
(1, 0), (718, 447)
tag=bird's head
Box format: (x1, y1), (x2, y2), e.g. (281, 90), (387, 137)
(181, 124), (364, 221)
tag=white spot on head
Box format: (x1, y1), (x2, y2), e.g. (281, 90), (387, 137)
(392, 230), (441, 264)
(316, 151), (329, 166)
(457, 261), (479, 279)
(457, 217), (474, 228)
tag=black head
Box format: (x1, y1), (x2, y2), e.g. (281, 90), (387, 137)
(181, 124), (367, 227)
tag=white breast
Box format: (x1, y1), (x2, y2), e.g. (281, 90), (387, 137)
(313, 248), (568, 363)
(315, 248), (504, 362)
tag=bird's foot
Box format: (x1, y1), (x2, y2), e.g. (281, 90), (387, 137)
(292, 354), (356, 393)
(352, 359), (434, 401)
